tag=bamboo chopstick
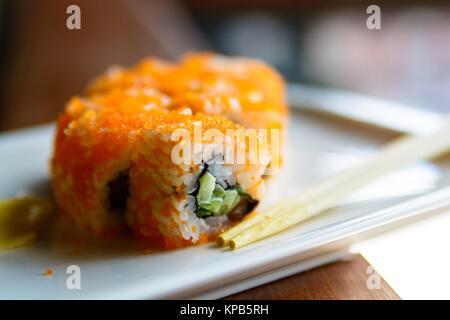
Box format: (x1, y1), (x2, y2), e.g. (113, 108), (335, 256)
(218, 116), (450, 249)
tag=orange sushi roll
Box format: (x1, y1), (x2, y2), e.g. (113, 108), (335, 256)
(52, 52), (286, 249)
(52, 89), (272, 248)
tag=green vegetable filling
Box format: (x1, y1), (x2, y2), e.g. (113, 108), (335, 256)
(195, 172), (247, 218)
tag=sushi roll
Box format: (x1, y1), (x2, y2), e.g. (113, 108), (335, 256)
(52, 89), (272, 248)
(52, 52), (286, 249)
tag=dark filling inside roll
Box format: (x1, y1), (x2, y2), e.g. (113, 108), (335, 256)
(227, 194), (258, 221)
(108, 170), (130, 214)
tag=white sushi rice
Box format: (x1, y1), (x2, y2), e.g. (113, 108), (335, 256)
(174, 153), (238, 242)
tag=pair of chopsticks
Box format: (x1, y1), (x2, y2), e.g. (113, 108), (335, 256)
(218, 116), (450, 249)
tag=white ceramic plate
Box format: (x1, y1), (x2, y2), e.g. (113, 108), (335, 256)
(1, 107), (449, 299)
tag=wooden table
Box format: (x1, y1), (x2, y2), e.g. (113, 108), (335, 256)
(225, 254), (400, 299)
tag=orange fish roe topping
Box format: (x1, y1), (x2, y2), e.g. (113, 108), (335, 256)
(175, 185), (184, 194)
(44, 268), (53, 276)
(86, 52), (287, 131)
(146, 249), (152, 254)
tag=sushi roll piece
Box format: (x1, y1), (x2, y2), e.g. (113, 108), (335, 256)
(52, 89), (272, 248)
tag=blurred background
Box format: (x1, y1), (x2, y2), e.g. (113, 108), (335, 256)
(0, 0), (449, 131)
